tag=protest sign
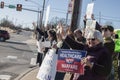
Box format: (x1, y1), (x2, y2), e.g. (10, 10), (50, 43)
(30, 58), (36, 66)
(42, 41), (51, 47)
(86, 2), (94, 19)
(57, 49), (87, 75)
(86, 20), (96, 29)
(36, 49), (57, 80)
(44, 5), (50, 27)
(84, 20), (96, 38)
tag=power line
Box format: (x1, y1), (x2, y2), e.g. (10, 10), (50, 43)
(2, 1), (120, 23)
(100, 18), (120, 22)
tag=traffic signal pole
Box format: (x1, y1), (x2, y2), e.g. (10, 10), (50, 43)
(4, 5), (41, 13)
(70, 0), (82, 32)
(22, 7), (41, 13)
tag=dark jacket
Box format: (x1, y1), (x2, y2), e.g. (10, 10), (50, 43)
(61, 34), (85, 50)
(103, 37), (115, 57)
(36, 27), (48, 41)
(78, 43), (112, 80)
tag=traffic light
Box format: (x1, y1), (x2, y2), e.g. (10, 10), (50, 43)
(16, 4), (22, 11)
(0, 1), (4, 8)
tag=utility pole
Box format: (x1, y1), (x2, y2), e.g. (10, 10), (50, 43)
(40, 0), (45, 28)
(70, 0), (82, 32)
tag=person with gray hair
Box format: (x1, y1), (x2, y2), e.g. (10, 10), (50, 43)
(87, 30), (103, 43)
(77, 30), (112, 80)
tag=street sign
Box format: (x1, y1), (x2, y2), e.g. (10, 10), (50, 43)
(9, 5), (15, 8)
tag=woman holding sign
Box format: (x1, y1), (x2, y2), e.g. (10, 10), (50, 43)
(77, 30), (112, 80)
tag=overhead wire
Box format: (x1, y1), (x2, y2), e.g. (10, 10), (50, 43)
(2, 1), (120, 23)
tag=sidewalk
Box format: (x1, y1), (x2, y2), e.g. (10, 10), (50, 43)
(15, 66), (39, 80)
(15, 38), (71, 80)
(16, 66), (72, 80)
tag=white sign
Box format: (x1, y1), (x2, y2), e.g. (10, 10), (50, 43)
(30, 58), (36, 66)
(44, 5), (50, 27)
(85, 20), (96, 38)
(42, 41), (51, 47)
(36, 49), (57, 80)
(86, 2), (94, 19)
(86, 20), (96, 29)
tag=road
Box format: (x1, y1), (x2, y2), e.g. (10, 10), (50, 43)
(0, 31), (37, 80)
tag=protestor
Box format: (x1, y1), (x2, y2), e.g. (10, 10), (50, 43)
(36, 26), (49, 66)
(77, 30), (112, 80)
(61, 28), (85, 50)
(101, 25), (115, 80)
(37, 28), (59, 80)
(54, 25), (69, 80)
(36, 36), (44, 67)
(42, 29), (57, 58)
(55, 27), (85, 80)
(70, 28), (86, 80)
(35, 27), (48, 41)
(32, 22), (45, 67)
(74, 29), (86, 44)
(113, 29), (120, 80)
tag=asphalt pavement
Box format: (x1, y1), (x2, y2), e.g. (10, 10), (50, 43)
(0, 31), (38, 80)
(11, 32), (71, 80)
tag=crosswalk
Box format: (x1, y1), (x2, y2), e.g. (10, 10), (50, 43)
(0, 75), (11, 80)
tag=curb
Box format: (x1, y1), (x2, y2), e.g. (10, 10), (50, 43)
(14, 66), (38, 80)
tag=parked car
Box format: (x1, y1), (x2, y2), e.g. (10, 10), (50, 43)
(0, 30), (10, 41)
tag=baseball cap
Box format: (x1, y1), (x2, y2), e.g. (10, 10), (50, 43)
(102, 25), (114, 32)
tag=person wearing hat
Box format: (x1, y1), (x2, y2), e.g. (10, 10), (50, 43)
(101, 25), (115, 56)
(101, 25), (115, 80)
(77, 30), (112, 80)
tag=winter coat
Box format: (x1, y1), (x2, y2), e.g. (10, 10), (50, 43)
(77, 43), (112, 80)
(61, 34), (85, 50)
(103, 37), (115, 57)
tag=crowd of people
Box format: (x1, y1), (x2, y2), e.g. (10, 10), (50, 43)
(34, 15), (119, 80)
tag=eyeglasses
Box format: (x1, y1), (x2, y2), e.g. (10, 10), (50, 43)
(87, 38), (96, 41)
(101, 28), (108, 31)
